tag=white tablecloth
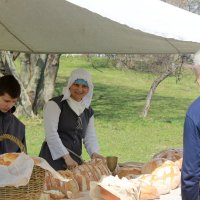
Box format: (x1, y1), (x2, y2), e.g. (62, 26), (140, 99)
(160, 187), (181, 200)
(73, 187), (182, 200)
(40, 187), (181, 200)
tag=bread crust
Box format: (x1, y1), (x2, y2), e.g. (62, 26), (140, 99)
(0, 153), (19, 166)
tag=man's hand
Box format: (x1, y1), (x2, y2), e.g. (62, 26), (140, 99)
(63, 154), (78, 169)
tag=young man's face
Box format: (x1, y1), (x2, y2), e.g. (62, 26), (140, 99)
(0, 93), (18, 113)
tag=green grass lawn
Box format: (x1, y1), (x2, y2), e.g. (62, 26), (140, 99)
(21, 55), (199, 164)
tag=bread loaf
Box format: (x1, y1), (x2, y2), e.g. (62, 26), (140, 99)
(71, 159), (111, 190)
(138, 160), (181, 195)
(137, 174), (170, 195)
(58, 170), (80, 198)
(73, 173), (87, 192)
(44, 170), (80, 199)
(45, 190), (66, 199)
(0, 153), (19, 166)
(141, 158), (167, 174)
(152, 148), (183, 162)
(151, 160), (181, 190)
(174, 158), (183, 170)
(116, 162), (143, 178)
(72, 165), (93, 190)
(91, 158), (111, 177)
(139, 185), (159, 200)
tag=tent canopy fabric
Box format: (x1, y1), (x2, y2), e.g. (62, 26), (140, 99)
(0, 0), (200, 54)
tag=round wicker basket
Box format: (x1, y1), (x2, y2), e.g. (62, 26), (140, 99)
(0, 134), (45, 200)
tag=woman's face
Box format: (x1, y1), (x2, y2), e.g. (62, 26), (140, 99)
(70, 83), (89, 101)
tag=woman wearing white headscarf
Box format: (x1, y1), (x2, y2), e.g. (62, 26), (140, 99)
(39, 68), (103, 170)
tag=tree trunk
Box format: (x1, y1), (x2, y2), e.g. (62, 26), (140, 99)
(24, 54), (47, 105)
(43, 54), (60, 103)
(19, 53), (31, 88)
(142, 59), (181, 118)
(142, 69), (173, 118)
(33, 54), (60, 114)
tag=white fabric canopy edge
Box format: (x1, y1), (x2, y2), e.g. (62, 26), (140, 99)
(0, 0), (200, 54)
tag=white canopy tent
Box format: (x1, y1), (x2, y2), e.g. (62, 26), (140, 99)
(0, 0), (200, 54)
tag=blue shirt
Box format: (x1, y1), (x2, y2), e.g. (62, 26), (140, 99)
(181, 96), (200, 200)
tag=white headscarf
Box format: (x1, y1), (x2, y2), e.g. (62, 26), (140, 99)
(62, 68), (94, 108)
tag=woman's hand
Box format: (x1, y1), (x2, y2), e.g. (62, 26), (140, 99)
(91, 152), (105, 160)
(63, 154), (78, 170)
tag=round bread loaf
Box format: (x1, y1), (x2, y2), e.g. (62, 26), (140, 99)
(0, 153), (19, 166)
(152, 148), (183, 162)
(45, 190), (66, 199)
(141, 158), (167, 174)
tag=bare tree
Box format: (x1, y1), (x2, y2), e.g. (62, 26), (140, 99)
(142, 55), (183, 117)
(163, 0), (200, 13)
(33, 54), (60, 114)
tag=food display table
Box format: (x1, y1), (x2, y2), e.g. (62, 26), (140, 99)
(40, 187), (181, 200)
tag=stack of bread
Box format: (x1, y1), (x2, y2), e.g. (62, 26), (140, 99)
(121, 148), (182, 200)
(72, 158), (111, 191)
(137, 158), (181, 199)
(44, 170), (80, 199)
(110, 148), (182, 200)
(43, 148), (183, 200)
(44, 158), (111, 199)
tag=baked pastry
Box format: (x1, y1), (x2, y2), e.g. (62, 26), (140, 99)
(151, 160), (181, 190)
(141, 158), (167, 174)
(44, 190), (66, 199)
(139, 185), (159, 200)
(116, 163), (143, 178)
(44, 170), (80, 199)
(152, 148), (183, 162)
(71, 159), (111, 190)
(174, 158), (183, 170)
(137, 174), (170, 195)
(0, 153), (19, 166)
(138, 160), (181, 195)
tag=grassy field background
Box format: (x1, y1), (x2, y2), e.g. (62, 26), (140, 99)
(20, 55), (200, 164)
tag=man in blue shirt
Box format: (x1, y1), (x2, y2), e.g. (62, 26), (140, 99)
(181, 50), (200, 200)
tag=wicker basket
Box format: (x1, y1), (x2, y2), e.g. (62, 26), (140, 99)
(0, 134), (45, 200)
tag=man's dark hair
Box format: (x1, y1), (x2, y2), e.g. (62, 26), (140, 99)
(0, 75), (21, 98)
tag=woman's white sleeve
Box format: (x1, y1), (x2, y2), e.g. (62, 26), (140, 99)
(44, 101), (68, 160)
(83, 115), (100, 157)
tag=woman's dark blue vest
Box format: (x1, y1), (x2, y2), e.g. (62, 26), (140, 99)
(39, 95), (94, 170)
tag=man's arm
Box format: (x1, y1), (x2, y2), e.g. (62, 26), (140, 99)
(181, 115), (200, 200)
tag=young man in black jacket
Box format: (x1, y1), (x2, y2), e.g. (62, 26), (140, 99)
(0, 75), (26, 154)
